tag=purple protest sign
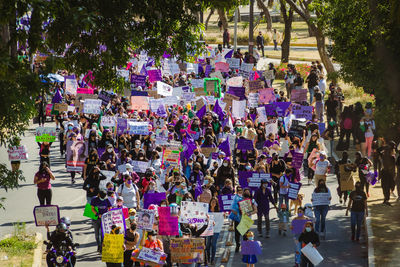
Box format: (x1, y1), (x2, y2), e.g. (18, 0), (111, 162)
(98, 90), (113, 106)
(33, 205), (60, 226)
(238, 171), (271, 192)
(291, 219), (312, 235)
(148, 69), (162, 83)
(249, 71), (264, 81)
(218, 194), (234, 212)
(291, 152), (304, 169)
(265, 104), (278, 116)
(272, 102), (291, 117)
(131, 90), (148, 96)
(227, 86), (246, 100)
(237, 138), (254, 150)
(288, 182), (302, 200)
(131, 74), (147, 87)
(318, 122), (326, 135)
(117, 118), (127, 135)
(205, 65), (212, 77)
(240, 240), (262, 255)
(143, 192), (167, 209)
(292, 105), (313, 120)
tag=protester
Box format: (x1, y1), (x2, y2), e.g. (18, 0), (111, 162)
(298, 221), (320, 267)
(312, 179), (331, 238)
(346, 181), (368, 241)
(34, 161), (55, 206)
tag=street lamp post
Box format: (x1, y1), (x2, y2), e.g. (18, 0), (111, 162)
(249, 0), (254, 55)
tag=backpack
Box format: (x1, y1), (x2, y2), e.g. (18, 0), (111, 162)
(343, 118), (352, 130)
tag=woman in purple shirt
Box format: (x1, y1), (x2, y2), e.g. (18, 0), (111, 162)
(34, 161), (55, 205)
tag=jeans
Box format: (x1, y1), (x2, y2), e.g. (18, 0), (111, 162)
(234, 220), (241, 247)
(273, 40), (278, 50)
(314, 205), (329, 233)
(37, 189), (52, 206)
(257, 212), (270, 235)
(351, 211), (364, 239)
(206, 233), (220, 262)
(308, 87), (315, 104)
(93, 218), (103, 248)
(279, 194), (289, 208)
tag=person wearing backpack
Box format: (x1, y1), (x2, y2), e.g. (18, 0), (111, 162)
(337, 106), (353, 150)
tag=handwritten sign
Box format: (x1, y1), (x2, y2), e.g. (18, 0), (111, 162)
(35, 127), (57, 142)
(293, 105), (313, 120)
(237, 214), (254, 236)
(130, 96), (149, 110)
(163, 148), (180, 168)
(33, 205), (60, 226)
(8, 146), (28, 161)
(238, 199), (253, 215)
(232, 100), (246, 118)
(218, 194), (234, 212)
(170, 238), (205, 263)
(215, 62), (230, 72)
(288, 183), (302, 200)
(127, 121), (149, 135)
(248, 93), (259, 108)
(131, 160), (150, 173)
(238, 171), (271, 192)
(101, 116), (116, 127)
(191, 79), (204, 89)
(65, 78), (78, 95)
(291, 89), (307, 103)
(84, 99), (102, 114)
(247, 80), (263, 92)
(148, 69), (162, 83)
(156, 81), (173, 96)
(137, 247), (163, 264)
(259, 88), (276, 104)
(158, 207), (179, 236)
(226, 76), (243, 87)
(131, 74), (147, 87)
(291, 152), (304, 169)
(226, 58), (240, 69)
(101, 208), (126, 236)
(53, 103), (68, 112)
(311, 192), (331, 206)
(179, 201), (209, 225)
(101, 233), (124, 263)
(264, 69), (275, 80)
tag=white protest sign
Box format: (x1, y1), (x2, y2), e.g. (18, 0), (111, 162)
(239, 63), (253, 78)
(131, 160), (150, 173)
(256, 107), (267, 123)
(232, 100), (246, 118)
(117, 69), (130, 81)
(84, 99), (102, 114)
(33, 205), (60, 226)
(101, 116), (116, 127)
(172, 86), (185, 97)
(137, 209), (156, 230)
(200, 215), (214, 237)
(191, 79), (204, 89)
(226, 58), (240, 69)
(265, 119), (278, 136)
(248, 93), (259, 108)
(149, 99), (164, 112)
(137, 247), (163, 264)
(99, 170), (115, 190)
(182, 92), (196, 102)
(163, 96), (179, 106)
(127, 121), (149, 135)
(210, 212), (225, 233)
(301, 243), (324, 266)
(311, 192), (331, 206)
(186, 62), (198, 74)
(156, 81), (173, 96)
(101, 208), (126, 235)
(226, 76), (243, 87)
(179, 201), (209, 225)
(65, 78), (78, 95)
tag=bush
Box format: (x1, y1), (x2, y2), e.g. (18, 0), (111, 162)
(0, 236), (37, 256)
(274, 63), (311, 80)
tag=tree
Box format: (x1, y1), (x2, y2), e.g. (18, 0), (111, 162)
(217, 8), (229, 30)
(280, 0), (293, 62)
(322, 0), (400, 139)
(256, 0), (273, 31)
(204, 8), (215, 30)
(285, 0), (335, 74)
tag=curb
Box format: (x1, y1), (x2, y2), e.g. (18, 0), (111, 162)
(365, 207), (375, 267)
(32, 232), (43, 267)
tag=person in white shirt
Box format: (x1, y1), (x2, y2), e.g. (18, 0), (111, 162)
(318, 75), (327, 99)
(279, 169), (292, 207)
(312, 151), (331, 187)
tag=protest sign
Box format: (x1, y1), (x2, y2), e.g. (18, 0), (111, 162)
(248, 93), (259, 108)
(156, 81), (173, 96)
(99, 170), (115, 190)
(210, 212), (224, 233)
(247, 80), (264, 92)
(84, 99), (102, 114)
(137, 247), (165, 265)
(318, 122), (326, 135)
(238, 171), (271, 192)
(232, 100), (246, 118)
(170, 238), (205, 264)
(237, 214), (254, 236)
(101, 234), (124, 263)
(200, 215), (214, 237)
(289, 119), (306, 138)
(131, 90), (149, 97)
(311, 192), (331, 206)
(215, 62), (230, 72)
(35, 127), (57, 142)
(259, 88), (276, 104)
(130, 96), (149, 110)
(193, 87), (206, 96)
(240, 240), (262, 255)
(101, 208), (126, 236)
(53, 103), (68, 112)
(265, 119), (278, 136)
(7, 146), (28, 161)
(179, 201), (208, 225)
(65, 78), (78, 95)
(98, 91), (114, 105)
(130, 74), (147, 87)
(226, 58), (240, 69)
(131, 160), (150, 174)
(143, 192), (166, 209)
(338, 165), (355, 191)
(75, 93), (97, 110)
(291, 152), (304, 169)
(101, 116), (116, 127)
(163, 96), (179, 106)
(83, 203), (98, 220)
(77, 88), (94, 94)
(238, 199), (254, 215)
(117, 69), (130, 81)
(172, 86), (189, 97)
(191, 79), (204, 89)
(273, 102), (291, 117)
(210, 71), (225, 85)
(288, 183), (302, 200)
(293, 105), (313, 120)
(116, 118), (128, 135)
(201, 147), (217, 158)
(163, 148), (180, 168)
(301, 243), (324, 266)
(218, 194), (234, 212)
(239, 63), (253, 78)
(127, 121), (149, 135)
(182, 92), (196, 102)
(149, 99), (164, 112)
(33, 205), (60, 226)
(291, 89), (307, 102)
(222, 93), (240, 110)
(237, 138), (254, 150)
(205, 79), (219, 96)
(66, 140), (88, 171)
(256, 106), (267, 123)
(291, 219), (311, 235)
(264, 70), (275, 80)
(147, 90), (159, 98)
(158, 207), (179, 236)
(226, 76), (243, 87)
(137, 209), (156, 230)
(148, 69), (162, 83)
(45, 104), (53, 117)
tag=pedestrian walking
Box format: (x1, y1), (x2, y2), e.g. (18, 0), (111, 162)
(256, 31), (265, 57)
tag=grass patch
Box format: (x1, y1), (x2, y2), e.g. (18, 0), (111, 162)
(339, 81), (375, 107)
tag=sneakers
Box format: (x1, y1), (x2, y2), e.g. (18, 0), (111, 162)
(235, 245), (240, 253)
(71, 178), (76, 184)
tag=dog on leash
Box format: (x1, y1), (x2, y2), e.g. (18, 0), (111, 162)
(290, 193), (304, 214)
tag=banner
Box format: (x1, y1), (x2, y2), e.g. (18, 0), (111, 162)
(101, 116), (116, 127)
(66, 140), (88, 171)
(84, 99), (102, 114)
(311, 192), (331, 206)
(130, 96), (149, 110)
(143, 192), (166, 209)
(101, 234), (124, 263)
(35, 127), (57, 142)
(137, 209), (156, 230)
(158, 207), (179, 236)
(8, 146), (28, 161)
(77, 88), (94, 94)
(179, 201), (209, 225)
(131, 74), (147, 87)
(170, 238), (205, 263)
(288, 182), (302, 200)
(101, 208), (126, 236)
(218, 194), (234, 212)
(127, 121), (149, 135)
(156, 81), (173, 96)
(33, 205), (60, 226)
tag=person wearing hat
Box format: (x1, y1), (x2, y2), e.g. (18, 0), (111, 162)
(141, 230), (163, 252)
(90, 189), (112, 252)
(254, 178), (276, 238)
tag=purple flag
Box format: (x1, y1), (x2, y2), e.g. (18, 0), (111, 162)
(51, 88), (63, 104)
(224, 49), (234, 59)
(213, 100), (225, 121)
(196, 105), (206, 120)
(146, 57), (155, 67)
(183, 136), (196, 160)
(140, 64), (148, 76)
(205, 65), (212, 77)
(218, 138), (231, 157)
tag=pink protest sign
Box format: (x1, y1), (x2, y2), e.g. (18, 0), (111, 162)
(158, 207), (179, 236)
(8, 146), (28, 161)
(45, 104), (53, 116)
(83, 70), (95, 89)
(77, 88), (94, 94)
(259, 88), (275, 104)
(148, 69), (162, 83)
(291, 89), (307, 103)
(215, 62), (230, 72)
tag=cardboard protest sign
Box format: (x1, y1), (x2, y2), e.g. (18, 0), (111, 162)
(156, 81), (173, 96)
(246, 80), (264, 92)
(201, 147), (217, 158)
(116, 118), (127, 135)
(293, 105), (313, 120)
(226, 58), (240, 69)
(237, 214), (254, 236)
(259, 88), (276, 104)
(205, 78), (221, 97)
(232, 100), (246, 118)
(53, 103), (68, 112)
(101, 116), (116, 127)
(65, 78), (78, 95)
(223, 93), (240, 111)
(84, 99), (102, 114)
(143, 192), (166, 209)
(238, 199), (254, 215)
(35, 127), (57, 142)
(101, 234), (124, 263)
(130, 96), (149, 110)
(318, 122), (326, 136)
(33, 205), (60, 226)
(148, 69), (162, 83)
(240, 240), (262, 255)
(137, 209), (155, 230)
(311, 192), (331, 206)
(218, 194), (234, 212)
(147, 90), (159, 98)
(264, 70), (275, 80)
(101, 208), (126, 236)
(291, 152), (304, 169)
(237, 138), (254, 150)
(193, 87), (206, 96)
(182, 92), (196, 103)
(158, 207), (179, 236)
(289, 119), (306, 138)
(288, 183), (302, 200)
(66, 140), (88, 171)
(127, 121), (149, 135)
(8, 146), (28, 161)
(131, 74), (147, 87)
(170, 238), (205, 263)
(215, 62), (230, 72)
(338, 164), (355, 191)
(179, 201), (209, 225)
(291, 89), (308, 102)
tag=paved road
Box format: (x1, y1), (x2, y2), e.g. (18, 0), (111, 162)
(0, 123), (366, 266)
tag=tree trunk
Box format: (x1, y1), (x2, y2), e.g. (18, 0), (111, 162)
(217, 8), (228, 30)
(205, 9), (214, 30)
(237, 8), (241, 22)
(256, 0), (272, 31)
(314, 26), (335, 74)
(280, 1), (293, 63)
(308, 26), (315, 37)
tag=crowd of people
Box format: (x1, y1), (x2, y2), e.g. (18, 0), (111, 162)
(29, 45), (400, 267)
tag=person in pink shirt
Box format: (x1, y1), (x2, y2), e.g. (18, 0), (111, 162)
(34, 161), (55, 205)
